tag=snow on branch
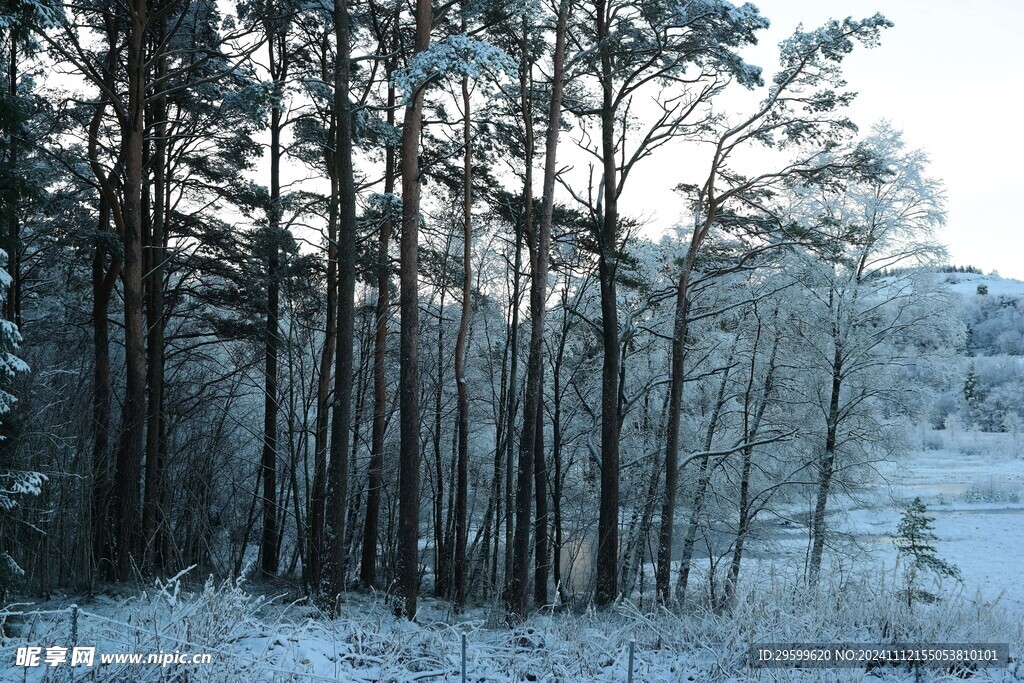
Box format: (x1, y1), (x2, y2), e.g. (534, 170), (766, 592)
(392, 35), (517, 100)
(0, 0), (61, 32)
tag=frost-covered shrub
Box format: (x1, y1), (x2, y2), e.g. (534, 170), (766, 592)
(961, 483), (1021, 504)
(960, 356), (1024, 432)
(919, 430), (945, 451)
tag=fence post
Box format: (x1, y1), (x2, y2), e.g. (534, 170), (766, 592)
(627, 639), (635, 683)
(69, 604), (79, 683)
(461, 632), (467, 683)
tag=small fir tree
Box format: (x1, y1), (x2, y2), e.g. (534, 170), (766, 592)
(895, 497), (960, 607)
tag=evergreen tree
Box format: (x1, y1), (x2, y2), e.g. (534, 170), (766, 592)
(896, 496), (960, 607)
(0, 304), (32, 600)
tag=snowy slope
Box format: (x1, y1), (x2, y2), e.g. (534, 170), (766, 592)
(937, 271), (1024, 300)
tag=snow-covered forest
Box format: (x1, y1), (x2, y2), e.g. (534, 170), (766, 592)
(1, 0), (1023, 679)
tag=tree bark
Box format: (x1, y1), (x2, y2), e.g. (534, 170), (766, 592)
(5, 39), (20, 326)
(396, 0), (432, 620)
(502, 228), (523, 586)
(656, 192), (720, 602)
(655, 265), (692, 603)
(431, 275), (450, 597)
(90, 197), (120, 578)
(259, 30), (287, 576)
(111, 0), (149, 580)
(309, 78), (340, 591)
(325, 0), (358, 599)
(505, 22), (537, 619)
(532, 380), (549, 606)
(809, 324), (843, 586)
(594, 0), (620, 606)
(549, 277), (573, 599)
(86, 15), (121, 579)
(452, 68), (473, 612)
(360, 58), (397, 589)
(142, 41), (168, 573)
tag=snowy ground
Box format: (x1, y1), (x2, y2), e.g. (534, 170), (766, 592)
(2, 428), (1023, 681)
(3, 576), (1021, 682)
(939, 272), (1024, 300)
(841, 428), (1024, 611)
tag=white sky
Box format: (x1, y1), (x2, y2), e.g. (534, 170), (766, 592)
(616, 0), (1024, 279)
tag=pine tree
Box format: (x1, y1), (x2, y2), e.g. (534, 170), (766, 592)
(0, 227), (33, 603)
(0, 0), (50, 602)
(896, 497), (960, 607)
(963, 362), (991, 430)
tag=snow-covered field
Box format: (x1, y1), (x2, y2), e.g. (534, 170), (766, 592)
(3, 572), (1021, 682)
(2, 427), (1022, 681)
(839, 428), (1024, 610)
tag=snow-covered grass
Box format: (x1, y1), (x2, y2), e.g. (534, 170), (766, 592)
(2, 563), (1022, 682)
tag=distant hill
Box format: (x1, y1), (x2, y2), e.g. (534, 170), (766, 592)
(937, 270), (1024, 301)
(931, 270), (1024, 431)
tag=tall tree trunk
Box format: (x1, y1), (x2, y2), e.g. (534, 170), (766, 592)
(513, 0), (566, 615)
(502, 229), (523, 584)
(475, 326), (508, 597)
(361, 65), (396, 589)
(326, 0), (358, 598)
(259, 234), (280, 574)
(656, 266), (692, 603)
(594, 0), (620, 606)
(452, 70), (473, 612)
(532, 380), (549, 606)
(396, 0), (432, 620)
(259, 34), (286, 576)
(809, 332), (842, 586)
(550, 280), (572, 598)
(344, 319), (371, 563)
(142, 44), (168, 573)
(87, 18), (121, 580)
(656, 198), (719, 602)
(309, 96), (339, 591)
(550, 339), (564, 598)
(5, 39), (20, 326)
(111, 0), (149, 580)
(90, 198), (120, 578)
(505, 23), (536, 619)
(431, 278), (449, 597)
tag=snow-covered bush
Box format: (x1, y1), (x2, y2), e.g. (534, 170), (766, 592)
(961, 356), (1024, 432)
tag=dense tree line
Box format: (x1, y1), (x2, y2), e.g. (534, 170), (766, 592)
(0, 0), (962, 620)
